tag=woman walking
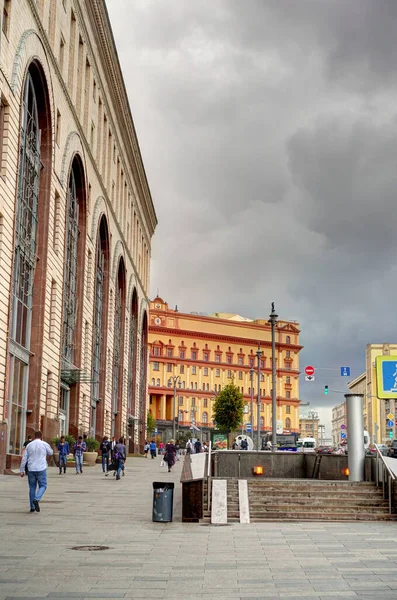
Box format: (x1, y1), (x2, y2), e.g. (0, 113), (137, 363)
(165, 439), (176, 473)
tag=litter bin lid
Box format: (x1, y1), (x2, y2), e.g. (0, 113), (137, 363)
(153, 481), (175, 490)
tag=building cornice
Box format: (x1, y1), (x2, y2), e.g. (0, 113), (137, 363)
(84, 0), (158, 237)
(149, 325), (303, 352)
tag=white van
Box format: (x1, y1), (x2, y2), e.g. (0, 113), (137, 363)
(299, 437), (316, 452)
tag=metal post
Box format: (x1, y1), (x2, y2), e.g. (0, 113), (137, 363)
(256, 344), (262, 450)
(173, 380), (176, 441)
(269, 302), (278, 449)
(345, 393), (365, 482)
(250, 368), (254, 441)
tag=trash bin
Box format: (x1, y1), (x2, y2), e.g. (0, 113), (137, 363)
(152, 481), (174, 522)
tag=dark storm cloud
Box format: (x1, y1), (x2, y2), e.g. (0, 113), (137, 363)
(106, 0), (397, 432)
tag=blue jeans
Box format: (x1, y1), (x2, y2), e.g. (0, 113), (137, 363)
(75, 454), (83, 473)
(59, 454), (67, 471)
(27, 470), (47, 508)
(116, 458), (124, 479)
(102, 452), (109, 472)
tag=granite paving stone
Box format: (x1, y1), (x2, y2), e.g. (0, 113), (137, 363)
(2, 459), (397, 600)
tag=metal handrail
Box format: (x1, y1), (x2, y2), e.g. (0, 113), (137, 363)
(374, 444), (395, 514)
(374, 444), (396, 481)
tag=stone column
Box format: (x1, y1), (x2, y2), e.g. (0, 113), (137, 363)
(345, 394), (365, 482)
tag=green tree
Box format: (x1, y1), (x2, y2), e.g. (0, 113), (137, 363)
(147, 411), (156, 437)
(212, 381), (245, 432)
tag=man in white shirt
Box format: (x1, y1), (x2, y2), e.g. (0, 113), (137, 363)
(20, 431), (53, 513)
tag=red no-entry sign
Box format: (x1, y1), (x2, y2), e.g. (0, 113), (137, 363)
(305, 365), (315, 376)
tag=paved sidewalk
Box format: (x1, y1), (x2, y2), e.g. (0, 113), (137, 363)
(1, 457), (397, 600)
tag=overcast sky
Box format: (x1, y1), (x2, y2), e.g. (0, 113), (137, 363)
(106, 0), (397, 434)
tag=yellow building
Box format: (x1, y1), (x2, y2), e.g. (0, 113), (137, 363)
(299, 417), (319, 442)
(346, 344), (397, 446)
(331, 401), (348, 447)
(148, 297), (302, 441)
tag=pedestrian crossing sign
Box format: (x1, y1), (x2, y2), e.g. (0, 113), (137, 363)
(376, 356), (397, 398)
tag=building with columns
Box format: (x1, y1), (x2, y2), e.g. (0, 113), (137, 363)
(0, 0), (157, 470)
(331, 400), (347, 447)
(148, 298), (302, 442)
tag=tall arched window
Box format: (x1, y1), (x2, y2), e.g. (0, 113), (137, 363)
(112, 258), (126, 437)
(127, 288), (138, 416)
(286, 336), (291, 344)
(285, 417), (291, 430)
(260, 417), (264, 428)
(151, 378), (155, 386)
(8, 72), (40, 454)
(202, 412), (208, 424)
(138, 310), (148, 450)
(90, 216), (109, 438)
(7, 60), (54, 454)
(60, 156), (86, 437)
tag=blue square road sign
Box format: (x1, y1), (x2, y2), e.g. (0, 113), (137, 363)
(340, 366), (351, 377)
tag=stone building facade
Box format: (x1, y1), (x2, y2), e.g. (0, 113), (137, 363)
(0, 0), (157, 470)
(148, 297), (302, 442)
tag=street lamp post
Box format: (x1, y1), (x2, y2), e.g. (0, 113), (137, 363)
(250, 368), (254, 441)
(268, 302), (278, 449)
(256, 344), (262, 450)
(168, 375), (182, 441)
(308, 410), (318, 441)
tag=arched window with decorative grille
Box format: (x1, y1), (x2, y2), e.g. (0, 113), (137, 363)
(202, 412), (208, 424)
(60, 154), (86, 437)
(90, 216), (109, 438)
(260, 417), (264, 428)
(8, 62), (52, 454)
(112, 258), (126, 437)
(127, 288), (138, 418)
(285, 417), (291, 430)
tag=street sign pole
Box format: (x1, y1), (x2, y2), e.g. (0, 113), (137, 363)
(269, 303), (278, 450)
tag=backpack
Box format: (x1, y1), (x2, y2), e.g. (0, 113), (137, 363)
(113, 444), (124, 461)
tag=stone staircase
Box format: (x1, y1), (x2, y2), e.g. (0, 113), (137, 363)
(247, 479), (394, 522)
(204, 478), (396, 523)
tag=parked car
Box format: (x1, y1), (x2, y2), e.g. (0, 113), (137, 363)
(387, 441), (397, 458)
(376, 444), (389, 456)
(316, 446), (333, 454)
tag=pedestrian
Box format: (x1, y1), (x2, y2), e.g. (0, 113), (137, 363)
(73, 436), (86, 474)
(100, 436), (111, 473)
(110, 436), (116, 460)
(57, 435), (70, 474)
(194, 439), (201, 454)
(23, 435), (32, 450)
(144, 440), (150, 458)
(159, 441), (164, 455)
(232, 440), (238, 450)
(22, 435), (32, 475)
(186, 439), (192, 454)
(164, 439), (176, 473)
(149, 439), (157, 459)
(19, 431), (53, 513)
(203, 443), (208, 452)
(240, 438), (248, 450)
(114, 437), (126, 480)
(175, 440), (180, 461)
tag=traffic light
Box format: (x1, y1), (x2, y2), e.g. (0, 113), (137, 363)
(389, 430), (393, 439)
(324, 385), (329, 395)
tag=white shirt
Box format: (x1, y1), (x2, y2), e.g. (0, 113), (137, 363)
(20, 439), (53, 472)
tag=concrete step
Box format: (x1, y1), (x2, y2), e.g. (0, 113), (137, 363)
(248, 489), (383, 498)
(249, 497), (389, 507)
(247, 481), (377, 489)
(250, 506), (389, 517)
(248, 512), (397, 522)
